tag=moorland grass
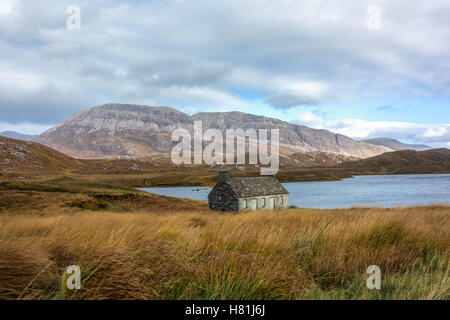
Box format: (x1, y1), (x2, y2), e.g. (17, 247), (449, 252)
(0, 205), (448, 300)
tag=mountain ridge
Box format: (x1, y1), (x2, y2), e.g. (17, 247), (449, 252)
(33, 104), (392, 159)
(362, 137), (430, 151)
(0, 131), (37, 141)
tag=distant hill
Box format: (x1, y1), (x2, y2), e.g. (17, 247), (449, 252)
(0, 131), (36, 141)
(362, 137), (430, 151)
(337, 148), (450, 174)
(0, 136), (165, 178)
(0, 136), (81, 177)
(33, 104), (391, 159)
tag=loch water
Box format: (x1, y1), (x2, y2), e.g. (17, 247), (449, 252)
(140, 174), (450, 209)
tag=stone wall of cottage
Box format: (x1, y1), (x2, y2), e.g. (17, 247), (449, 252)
(238, 194), (289, 210)
(208, 182), (239, 211)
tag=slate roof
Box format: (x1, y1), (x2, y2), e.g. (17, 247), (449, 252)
(225, 175), (288, 198)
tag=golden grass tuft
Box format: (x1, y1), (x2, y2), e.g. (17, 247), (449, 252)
(0, 205), (448, 300)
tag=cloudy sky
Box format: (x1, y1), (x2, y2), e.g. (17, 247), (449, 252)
(0, 0), (449, 147)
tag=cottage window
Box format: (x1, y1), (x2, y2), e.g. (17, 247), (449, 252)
(261, 198), (266, 207)
(242, 200), (247, 208)
(279, 196), (283, 205)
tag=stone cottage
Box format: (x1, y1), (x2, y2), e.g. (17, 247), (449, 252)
(208, 171), (289, 211)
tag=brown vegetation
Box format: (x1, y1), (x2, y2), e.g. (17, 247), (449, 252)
(338, 148), (450, 175)
(0, 174), (448, 300)
(0, 205), (448, 300)
(0, 137), (449, 300)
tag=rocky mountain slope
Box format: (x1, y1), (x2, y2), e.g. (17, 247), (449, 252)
(283, 151), (359, 168)
(362, 137), (430, 151)
(192, 112), (390, 158)
(33, 104), (391, 159)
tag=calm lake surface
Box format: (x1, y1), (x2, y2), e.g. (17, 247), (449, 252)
(140, 174), (450, 209)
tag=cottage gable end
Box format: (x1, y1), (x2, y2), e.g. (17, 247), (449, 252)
(208, 180), (239, 211)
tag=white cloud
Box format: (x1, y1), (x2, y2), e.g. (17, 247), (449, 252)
(0, 0), (449, 132)
(0, 122), (52, 135)
(298, 111), (323, 124)
(297, 111), (450, 147)
(0, 0), (17, 16)
(0, 70), (47, 98)
(159, 87), (251, 111)
(421, 127), (447, 138)
(265, 90), (318, 108)
(265, 81), (326, 108)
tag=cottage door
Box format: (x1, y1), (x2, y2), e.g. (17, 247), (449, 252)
(269, 197), (275, 209)
(251, 199), (257, 210)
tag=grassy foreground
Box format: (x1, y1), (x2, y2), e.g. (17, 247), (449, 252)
(0, 204), (448, 300)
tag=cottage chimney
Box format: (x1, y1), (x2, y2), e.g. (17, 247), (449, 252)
(219, 170), (229, 182)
